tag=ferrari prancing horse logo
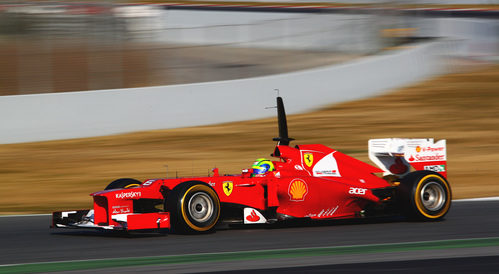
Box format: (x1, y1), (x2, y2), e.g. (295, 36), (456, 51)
(304, 153), (314, 167)
(223, 181), (233, 196)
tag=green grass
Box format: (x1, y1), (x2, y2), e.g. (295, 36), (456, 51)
(2, 237), (499, 273)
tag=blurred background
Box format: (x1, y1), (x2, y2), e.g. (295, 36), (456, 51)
(0, 0), (498, 213)
(1, 0), (497, 95)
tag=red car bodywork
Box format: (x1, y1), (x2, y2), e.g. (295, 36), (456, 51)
(52, 97), (450, 232)
(85, 144), (391, 230)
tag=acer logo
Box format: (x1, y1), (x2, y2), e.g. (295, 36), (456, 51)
(348, 187), (367, 195)
(115, 192), (141, 199)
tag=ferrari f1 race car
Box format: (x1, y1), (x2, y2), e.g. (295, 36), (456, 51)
(52, 97), (451, 233)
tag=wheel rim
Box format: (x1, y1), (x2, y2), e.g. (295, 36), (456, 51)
(420, 181), (446, 211)
(187, 192), (214, 223)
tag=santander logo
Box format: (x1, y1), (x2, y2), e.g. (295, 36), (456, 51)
(246, 210), (260, 222)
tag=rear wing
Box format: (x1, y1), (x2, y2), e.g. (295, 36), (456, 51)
(368, 138), (447, 178)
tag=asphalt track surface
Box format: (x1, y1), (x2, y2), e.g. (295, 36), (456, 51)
(1, 200), (499, 273)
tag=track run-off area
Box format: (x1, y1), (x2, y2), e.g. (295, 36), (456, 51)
(1, 199), (499, 273)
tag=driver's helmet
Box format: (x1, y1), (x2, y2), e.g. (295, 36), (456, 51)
(251, 158), (275, 176)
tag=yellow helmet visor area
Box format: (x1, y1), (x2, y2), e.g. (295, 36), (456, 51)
(251, 159), (275, 175)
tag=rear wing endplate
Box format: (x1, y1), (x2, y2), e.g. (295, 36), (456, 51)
(368, 138), (447, 178)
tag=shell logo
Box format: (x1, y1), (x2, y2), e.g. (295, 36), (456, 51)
(416, 146), (422, 153)
(288, 179), (308, 201)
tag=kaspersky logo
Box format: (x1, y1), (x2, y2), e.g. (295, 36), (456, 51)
(115, 191), (141, 199)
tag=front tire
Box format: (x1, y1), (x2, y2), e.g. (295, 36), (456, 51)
(166, 181), (220, 233)
(397, 171), (452, 220)
(105, 178), (142, 190)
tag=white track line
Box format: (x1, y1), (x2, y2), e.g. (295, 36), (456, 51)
(0, 213), (51, 218)
(454, 196), (499, 202)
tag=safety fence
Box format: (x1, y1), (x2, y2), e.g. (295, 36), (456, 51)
(0, 40), (453, 144)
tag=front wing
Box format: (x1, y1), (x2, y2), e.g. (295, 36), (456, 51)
(52, 210), (170, 231)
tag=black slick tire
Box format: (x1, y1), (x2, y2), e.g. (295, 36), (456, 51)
(166, 181), (220, 234)
(105, 178), (142, 190)
(397, 171), (452, 220)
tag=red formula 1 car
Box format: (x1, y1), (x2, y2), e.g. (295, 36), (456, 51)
(52, 97), (451, 233)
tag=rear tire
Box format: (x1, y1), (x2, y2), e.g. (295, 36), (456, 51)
(166, 181), (220, 234)
(105, 178), (142, 190)
(397, 171), (451, 220)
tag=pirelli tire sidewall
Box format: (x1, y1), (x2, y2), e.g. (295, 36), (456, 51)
(397, 171), (452, 220)
(166, 181), (220, 234)
(104, 178), (142, 190)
